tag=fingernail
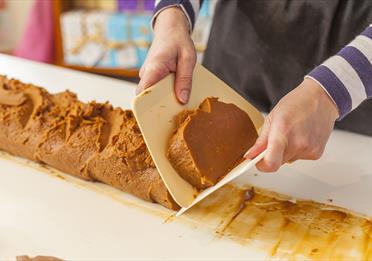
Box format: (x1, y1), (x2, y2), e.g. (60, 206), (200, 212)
(244, 148), (252, 158)
(179, 89), (190, 103)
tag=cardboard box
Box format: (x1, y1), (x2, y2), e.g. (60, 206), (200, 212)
(60, 10), (153, 69)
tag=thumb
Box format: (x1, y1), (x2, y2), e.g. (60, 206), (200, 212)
(174, 52), (196, 104)
(136, 62), (169, 95)
(244, 117), (270, 159)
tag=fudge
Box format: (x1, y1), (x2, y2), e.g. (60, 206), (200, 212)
(167, 97), (258, 189)
(0, 76), (178, 210)
(17, 256), (63, 261)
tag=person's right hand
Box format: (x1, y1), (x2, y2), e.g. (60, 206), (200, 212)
(136, 7), (197, 104)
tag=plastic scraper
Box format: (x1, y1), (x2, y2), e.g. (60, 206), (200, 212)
(132, 63), (266, 216)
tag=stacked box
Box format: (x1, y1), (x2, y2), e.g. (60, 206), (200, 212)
(73, 0), (153, 12)
(85, 11), (112, 67)
(106, 13), (138, 68)
(60, 10), (153, 69)
(74, 0), (117, 11)
(60, 10), (85, 65)
(118, 0), (155, 11)
(131, 14), (152, 67)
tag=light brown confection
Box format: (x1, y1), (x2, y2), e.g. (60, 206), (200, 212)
(168, 97), (258, 189)
(16, 256), (64, 261)
(0, 76), (178, 210)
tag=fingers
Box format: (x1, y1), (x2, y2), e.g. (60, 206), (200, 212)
(136, 50), (196, 104)
(136, 61), (170, 95)
(253, 127), (324, 171)
(282, 145), (302, 164)
(281, 138), (304, 164)
(282, 150), (299, 164)
(139, 63), (146, 79)
(244, 117), (271, 159)
(285, 156), (299, 164)
(174, 51), (196, 104)
(283, 137), (325, 164)
(245, 116), (287, 172)
(256, 127), (287, 172)
(248, 79), (336, 172)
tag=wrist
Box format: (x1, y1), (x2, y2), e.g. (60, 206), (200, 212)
(302, 78), (340, 121)
(154, 7), (190, 34)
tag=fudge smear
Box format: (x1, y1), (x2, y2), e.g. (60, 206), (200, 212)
(0, 76), (178, 210)
(168, 97), (258, 189)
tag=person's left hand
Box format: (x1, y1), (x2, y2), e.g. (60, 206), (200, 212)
(245, 78), (339, 172)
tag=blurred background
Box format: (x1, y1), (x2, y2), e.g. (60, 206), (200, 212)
(0, 0), (216, 80)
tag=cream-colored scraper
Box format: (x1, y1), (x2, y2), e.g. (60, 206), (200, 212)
(132, 64), (265, 215)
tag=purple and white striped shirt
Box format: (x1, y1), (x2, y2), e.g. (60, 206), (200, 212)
(307, 26), (372, 119)
(153, 0), (204, 31)
(153, 0), (372, 119)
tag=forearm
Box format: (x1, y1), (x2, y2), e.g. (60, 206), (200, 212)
(306, 24), (372, 119)
(153, 0), (204, 31)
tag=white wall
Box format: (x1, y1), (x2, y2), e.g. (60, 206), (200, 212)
(0, 0), (34, 51)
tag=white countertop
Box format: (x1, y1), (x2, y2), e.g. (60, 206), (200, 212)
(0, 54), (371, 260)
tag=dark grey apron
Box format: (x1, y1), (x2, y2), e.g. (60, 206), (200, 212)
(203, 0), (372, 136)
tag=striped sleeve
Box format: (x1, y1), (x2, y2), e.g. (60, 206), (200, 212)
(306, 24), (372, 119)
(152, 0), (203, 32)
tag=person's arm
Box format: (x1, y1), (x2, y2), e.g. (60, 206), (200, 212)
(136, 1), (203, 103)
(152, 0), (204, 32)
(247, 25), (372, 172)
(306, 24), (372, 119)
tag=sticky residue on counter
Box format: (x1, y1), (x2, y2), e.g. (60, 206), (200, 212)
(1, 150), (372, 260)
(186, 184), (372, 260)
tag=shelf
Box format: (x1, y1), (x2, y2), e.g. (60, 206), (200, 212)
(60, 63), (139, 78)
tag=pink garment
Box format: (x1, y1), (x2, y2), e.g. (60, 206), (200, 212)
(14, 0), (54, 63)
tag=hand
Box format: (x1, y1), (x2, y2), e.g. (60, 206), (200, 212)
(245, 78), (339, 172)
(136, 7), (197, 104)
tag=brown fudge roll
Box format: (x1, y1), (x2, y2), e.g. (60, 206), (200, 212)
(17, 256), (64, 261)
(0, 77), (51, 160)
(167, 97), (258, 189)
(0, 76), (178, 210)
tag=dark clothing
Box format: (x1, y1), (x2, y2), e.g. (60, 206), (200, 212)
(203, 0), (372, 135)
